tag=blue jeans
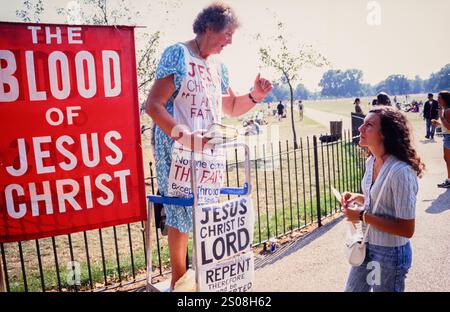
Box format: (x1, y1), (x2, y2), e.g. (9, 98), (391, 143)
(425, 118), (436, 138)
(444, 134), (450, 149)
(345, 242), (412, 292)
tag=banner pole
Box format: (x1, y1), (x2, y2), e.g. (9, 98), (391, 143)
(145, 201), (155, 292)
(190, 151), (200, 292)
(0, 252), (6, 292)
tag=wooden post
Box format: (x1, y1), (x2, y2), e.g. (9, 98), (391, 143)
(0, 254), (6, 292)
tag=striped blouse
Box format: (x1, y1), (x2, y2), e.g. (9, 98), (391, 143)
(362, 155), (418, 247)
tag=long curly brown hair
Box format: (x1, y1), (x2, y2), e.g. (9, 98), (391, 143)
(369, 106), (425, 177)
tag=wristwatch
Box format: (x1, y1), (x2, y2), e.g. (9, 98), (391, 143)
(248, 93), (259, 104)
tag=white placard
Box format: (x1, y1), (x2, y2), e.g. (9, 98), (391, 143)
(167, 143), (225, 204)
(195, 196), (254, 265)
(198, 251), (254, 292)
(194, 196), (255, 292)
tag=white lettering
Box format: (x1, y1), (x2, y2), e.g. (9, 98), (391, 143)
(25, 51), (47, 101)
(56, 179), (81, 212)
(56, 135), (77, 171)
(6, 138), (28, 177)
(66, 106), (81, 125)
(0, 50), (19, 102)
(114, 169), (130, 204)
(33, 136), (56, 174)
(45, 26), (62, 44)
(102, 50), (121, 97)
(48, 51), (70, 99)
(75, 51), (96, 98)
(27, 26), (41, 44)
(95, 174), (113, 205)
(29, 181), (53, 216)
(80, 133), (100, 167)
(105, 130), (122, 165)
(67, 27), (82, 44)
(5, 184), (26, 219)
(83, 176), (93, 209)
(46, 107), (65, 126)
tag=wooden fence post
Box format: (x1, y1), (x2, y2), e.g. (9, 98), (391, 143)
(0, 254), (6, 292)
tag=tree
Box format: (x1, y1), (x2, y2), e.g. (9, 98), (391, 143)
(270, 81), (290, 102)
(343, 69), (364, 97)
(376, 74), (411, 95)
(262, 92), (276, 103)
(294, 83), (310, 100)
(16, 0), (43, 22)
(319, 70), (341, 97)
(319, 69), (364, 97)
(361, 83), (375, 97)
(257, 21), (328, 149)
(426, 64), (450, 92)
(410, 75), (424, 94)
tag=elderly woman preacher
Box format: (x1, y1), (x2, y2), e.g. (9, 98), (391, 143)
(145, 2), (272, 290)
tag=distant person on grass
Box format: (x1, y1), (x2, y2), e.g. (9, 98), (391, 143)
(432, 91), (450, 188)
(377, 92), (391, 106)
(354, 98), (363, 115)
(342, 106), (424, 292)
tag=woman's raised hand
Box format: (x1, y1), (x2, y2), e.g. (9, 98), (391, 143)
(251, 73), (272, 101)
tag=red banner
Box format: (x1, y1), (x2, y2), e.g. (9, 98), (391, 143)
(0, 22), (146, 242)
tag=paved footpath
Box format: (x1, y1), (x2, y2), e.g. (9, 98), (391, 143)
(253, 109), (450, 292)
(303, 107), (352, 131)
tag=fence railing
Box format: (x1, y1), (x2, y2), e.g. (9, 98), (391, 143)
(0, 131), (365, 292)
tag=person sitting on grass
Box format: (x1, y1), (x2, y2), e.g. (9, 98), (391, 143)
(245, 119), (261, 136)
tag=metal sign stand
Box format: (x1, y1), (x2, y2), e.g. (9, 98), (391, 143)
(145, 200), (156, 292)
(145, 142), (251, 292)
(190, 151), (200, 291)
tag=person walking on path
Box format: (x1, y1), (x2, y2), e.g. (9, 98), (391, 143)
(277, 101), (284, 121)
(298, 100), (304, 121)
(145, 2), (272, 290)
(432, 91), (450, 188)
(342, 106), (425, 292)
(423, 93), (439, 139)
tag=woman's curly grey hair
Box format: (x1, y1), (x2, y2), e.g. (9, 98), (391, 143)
(193, 2), (240, 34)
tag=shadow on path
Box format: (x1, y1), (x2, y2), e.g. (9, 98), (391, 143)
(418, 139), (439, 145)
(255, 216), (344, 270)
(425, 189), (450, 214)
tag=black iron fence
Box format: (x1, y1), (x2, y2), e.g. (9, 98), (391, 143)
(0, 131), (365, 292)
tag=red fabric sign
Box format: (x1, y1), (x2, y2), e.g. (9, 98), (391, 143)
(0, 22), (146, 242)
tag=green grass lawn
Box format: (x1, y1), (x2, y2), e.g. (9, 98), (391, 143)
(303, 93), (428, 124)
